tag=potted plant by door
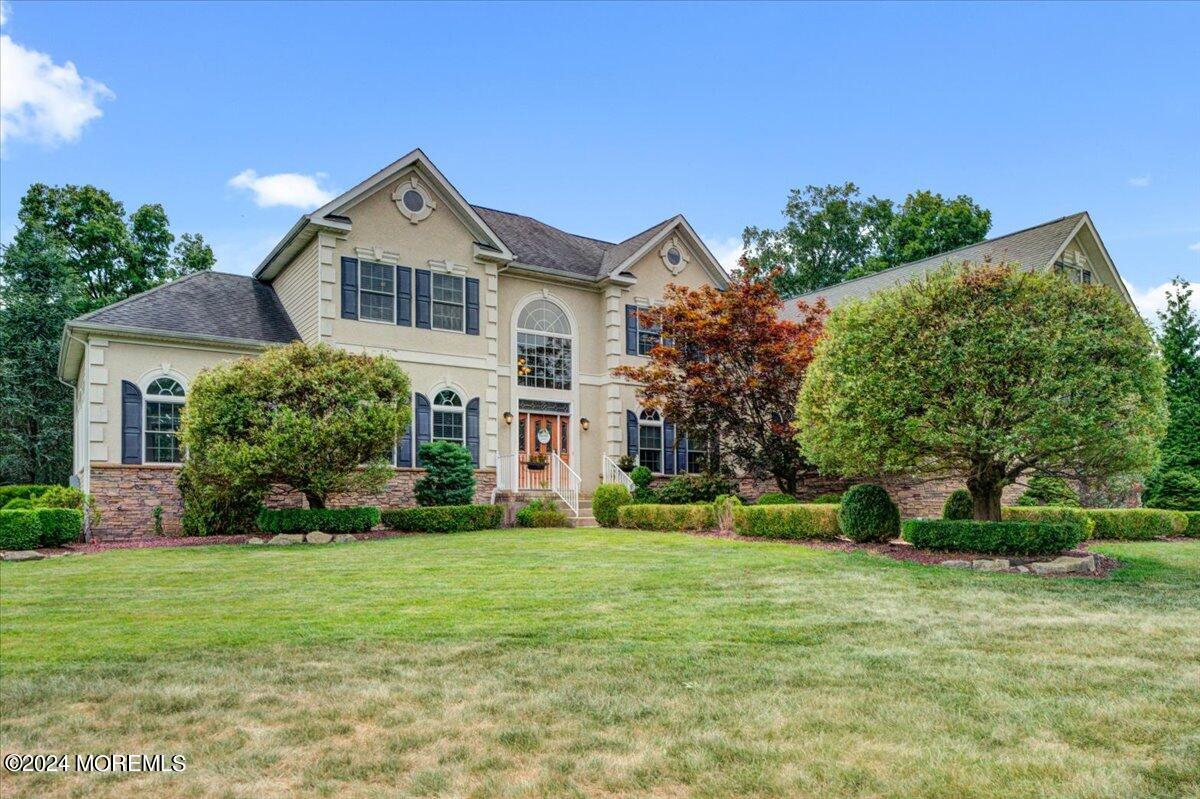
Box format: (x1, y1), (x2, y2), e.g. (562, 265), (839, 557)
(526, 452), (548, 471)
(617, 455), (636, 473)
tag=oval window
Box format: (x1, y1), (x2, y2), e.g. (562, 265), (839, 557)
(666, 247), (682, 266)
(402, 189), (425, 213)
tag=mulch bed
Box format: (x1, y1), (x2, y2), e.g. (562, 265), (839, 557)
(34, 528), (422, 557)
(688, 528), (1122, 578)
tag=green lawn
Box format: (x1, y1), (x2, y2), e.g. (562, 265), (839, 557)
(2, 531), (1198, 799)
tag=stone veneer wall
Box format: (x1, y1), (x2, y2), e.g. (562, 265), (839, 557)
(89, 465), (497, 541)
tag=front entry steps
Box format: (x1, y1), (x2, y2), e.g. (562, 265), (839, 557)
(556, 495), (597, 527)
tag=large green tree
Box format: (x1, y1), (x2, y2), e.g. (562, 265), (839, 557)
(796, 263), (1166, 520)
(1143, 277), (1200, 509)
(178, 343), (411, 534)
(0, 183), (215, 485)
(743, 184), (991, 296)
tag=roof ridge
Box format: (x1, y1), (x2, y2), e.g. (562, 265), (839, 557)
(72, 269), (228, 323)
(612, 214), (679, 246)
(792, 212), (1087, 298)
(471, 204), (617, 246)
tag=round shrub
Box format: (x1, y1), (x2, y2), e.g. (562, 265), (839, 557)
(593, 483), (631, 527)
(0, 510), (41, 551)
(34, 508), (83, 547)
(942, 489), (973, 520)
(756, 492), (798, 505)
(837, 484), (900, 543)
(516, 498), (567, 528)
(256, 506), (380, 534)
(630, 466), (653, 490)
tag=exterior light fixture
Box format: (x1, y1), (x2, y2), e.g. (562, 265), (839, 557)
(503, 411), (513, 425)
(580, 417), (590, 430)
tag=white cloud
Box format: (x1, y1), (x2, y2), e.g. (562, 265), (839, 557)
(1128, 175), (1152, 188)
(0, 6), (113, 151)
(229, 169), (335, 209)
(1188, 242), (1200, 252)
(1124, 278), (1199, 324)
(702, 234), (745, 272)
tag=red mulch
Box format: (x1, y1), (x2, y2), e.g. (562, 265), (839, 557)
(688, 529), (1121, 578)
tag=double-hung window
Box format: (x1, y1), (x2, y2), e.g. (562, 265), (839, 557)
(144, 377), (185, 464)
(432, 273), (465, 331)
(432, 389), (465, 444)
(636, 307), (661, 356)
(638, 409), (663, 473)
(683, 432), (708, 474)
(359, 261), (395, 323)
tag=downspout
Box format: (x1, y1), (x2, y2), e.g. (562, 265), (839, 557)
(57, 330), (93, 542)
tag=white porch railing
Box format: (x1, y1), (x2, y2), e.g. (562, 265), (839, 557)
(602, 454), (636, 492)
(548, 451), (581, 517)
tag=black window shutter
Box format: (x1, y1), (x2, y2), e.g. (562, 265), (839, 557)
(663, 420), (676, 475)
(415, 269), (431, 329)
(341, 257), (358, 320)
(465, 277), (480, 335)
(466, 397), (481, 466)
(121, 380), (143, 464)
(396, 395), (414, 467)
(676, 431), (689, 474)
(625, 305), (638, 355)
(415, 393), (431, 465)
(626, 410), (639, 458)
(396, 266), (412, 327)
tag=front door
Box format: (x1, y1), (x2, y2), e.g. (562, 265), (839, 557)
(519, 412), (570, 489)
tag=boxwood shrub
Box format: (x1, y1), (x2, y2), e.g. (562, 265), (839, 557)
(942, 489), (973, 521)
(838, 484), (900, 543)
(0, 510), (41, 550)
(732, 504), (840, 540)
(1183, 512), (1200, 538)
(516, 498), (567, 528)
(1002, 505), (1096, 539)
(902, 519), (1084, 556)
(0, 484), (54, 507)
(755, 492), (798, 505)
(381, 504), (502, 533)
(256, 506), (380, 534)
(593, 483), (631, 527)
(34, 508), (83, 547)
(618, 503), (716, 531)
(1083, 508), (1187, 540)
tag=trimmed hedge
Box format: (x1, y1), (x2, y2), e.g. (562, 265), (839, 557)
(732, 504), (840, 540)
(0, 484), (54, 507)
(1083, 508), (1187, 540)
(381, 504), (502, 533)
(0, 510), (41, 550)
(256, 506), (380, 534)
(902, 519), (1084, 556)
(516, 498), (567, 528)
(756, 492), (798, 505)
(838, 484), (899, 543)
(593, 483), (631, 527)
(810, 492), (843, 504)
(1002, 505), (1096, 539)
(618, 503), (717, 531)
(1183, 512), (1200, 538)
(34, 508), (83, 547)
(2, 498), (34, 510)
(942, 489), (973, 521)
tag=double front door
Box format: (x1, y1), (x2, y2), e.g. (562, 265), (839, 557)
(519, 412), (569, 488)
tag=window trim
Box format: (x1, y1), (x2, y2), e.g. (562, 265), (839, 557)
(637, 409), (663, 474)
(143, 376), (185, 465)
(357, 260), (397, 325)
(635, 305), (661, 357)
(431, 388), (465, 445)
(430, 272), (466, 333)
(516, 298), (573, 391)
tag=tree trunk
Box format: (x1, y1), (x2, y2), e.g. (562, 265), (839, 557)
(774, 470), (797, 496)
(966, 464), (1004, 521)
(304, 491), (325, 510)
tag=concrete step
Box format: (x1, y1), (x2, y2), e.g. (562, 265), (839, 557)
(568, 515), (598, 527)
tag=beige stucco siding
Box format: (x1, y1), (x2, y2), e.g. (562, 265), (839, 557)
(272, 238), (319, 343)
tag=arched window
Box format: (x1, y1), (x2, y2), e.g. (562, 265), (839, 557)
(432, 389), (464, 444)
(517, 299), (572, 390)
(145, 377), (185, 463)
(638, 409), (662, 473)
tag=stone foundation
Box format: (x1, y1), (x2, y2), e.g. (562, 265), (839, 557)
(88, 465), (497, 541)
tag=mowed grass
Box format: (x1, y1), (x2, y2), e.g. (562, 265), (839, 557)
(1, 531), (1198, 799)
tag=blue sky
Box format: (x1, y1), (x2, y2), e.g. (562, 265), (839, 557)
(2, 1), (1197, 316)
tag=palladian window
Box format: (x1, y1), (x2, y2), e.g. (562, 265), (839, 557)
(145, 377), (185, 463)
(517, 299), (572, 390)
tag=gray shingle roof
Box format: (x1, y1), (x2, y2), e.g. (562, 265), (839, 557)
(73, 271), (300, 344)
(473, 206), (676, 280)
(792, 212), (1087, 307)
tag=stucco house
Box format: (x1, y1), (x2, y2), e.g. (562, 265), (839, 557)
(57, 149), (731, 538)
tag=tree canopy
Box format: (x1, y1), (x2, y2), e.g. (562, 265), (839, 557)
(613, 264), (827, 493)
(742, 183), (991, 297)
(179, 343), (411, 527)
(796, 263), (1166, 520)
(0, 183), (214, 485)
(1144, 277), (1200, 510)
